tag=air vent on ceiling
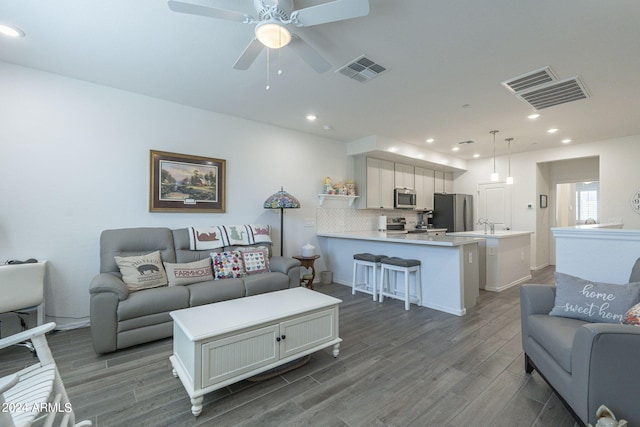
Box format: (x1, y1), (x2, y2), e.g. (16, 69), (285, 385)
(501, 66), (557, 94)
(336, 55), (387, 82)
(458, 140), (475, 145)
(516, 76), (590, 110)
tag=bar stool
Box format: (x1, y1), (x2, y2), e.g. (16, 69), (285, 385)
(379, 257), (421, 310)
(352, 253), (385, 300)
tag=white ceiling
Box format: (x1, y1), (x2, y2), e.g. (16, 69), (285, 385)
(2, 0), (640, 159)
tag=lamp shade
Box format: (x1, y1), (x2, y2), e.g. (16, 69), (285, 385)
(255, 20), (291, 49)
(263, 187), (300, 209)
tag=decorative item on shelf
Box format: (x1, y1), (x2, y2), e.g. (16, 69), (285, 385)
(490, 130), (500, 182)
(302, 242), (316, 257)
(263, 186), (300, 256)
(333, 181), (346, 195)
(346, 179), (356, 196)
(322, 177), (333, 194)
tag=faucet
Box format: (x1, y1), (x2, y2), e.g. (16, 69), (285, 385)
(490, 222), (495, 234)
(477, 218), (495, 234)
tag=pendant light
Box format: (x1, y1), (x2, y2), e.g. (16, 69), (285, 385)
(505, 138), (514, 185)
(490, 130), (499, 182)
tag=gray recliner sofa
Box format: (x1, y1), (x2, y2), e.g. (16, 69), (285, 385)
(90, 227), (300, 354)
(520, 259), (640, 426)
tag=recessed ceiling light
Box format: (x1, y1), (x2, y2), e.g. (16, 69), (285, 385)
(452, 147), (460, 152)
(473, 154), (480, 158)
(528, 113), (540, 119)
(322, 124), (333, 131)
(305, 114), (317, 121)
(0, 24), (25, 38)
(562, 139), (572, 144)
(547, 128), (559, 134)
(425, 138), (434, 143)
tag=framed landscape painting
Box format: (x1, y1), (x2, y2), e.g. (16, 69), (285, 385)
(149, 150), (226, 213)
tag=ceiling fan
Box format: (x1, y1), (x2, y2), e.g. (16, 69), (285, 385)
(167, 0), (370, 73)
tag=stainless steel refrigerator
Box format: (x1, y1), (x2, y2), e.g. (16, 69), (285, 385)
(432, 193), (473, 232)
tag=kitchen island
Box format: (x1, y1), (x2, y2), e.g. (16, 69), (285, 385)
(448, 230), (533, 292)
(317, 231), (483, 316)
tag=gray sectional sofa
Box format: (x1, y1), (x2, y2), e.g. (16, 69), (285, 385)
(89, 227), (300, 354)
(520, 259), (640, 426)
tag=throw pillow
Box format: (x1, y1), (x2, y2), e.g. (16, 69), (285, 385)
(622, 302), (640, 326)
(163, 258), (213, 286)
(549, 272), (640, 323)
(211, 251), (245, 279)
(238, 246), (270, 275)
(114, 251), (168, 292)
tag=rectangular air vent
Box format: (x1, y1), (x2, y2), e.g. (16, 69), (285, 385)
(516, 76), (590, 110)
(501, 66), (557, 93)
(336, 55), (387, 83)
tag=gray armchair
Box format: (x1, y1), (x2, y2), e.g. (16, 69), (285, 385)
(520, 259), (640, 426)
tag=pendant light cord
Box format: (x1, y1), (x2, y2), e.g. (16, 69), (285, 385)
(490, 130), (499, 173)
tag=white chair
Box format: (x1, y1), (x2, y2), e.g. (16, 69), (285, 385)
(0, 261), (47, 326)
(352, 253), (385, 301)
(0, 322), (91, 427)
(379, 257), (421, 310)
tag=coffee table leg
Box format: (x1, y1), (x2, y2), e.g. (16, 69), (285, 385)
(332, 342), (340, 358)
(191, 396), (203, 416)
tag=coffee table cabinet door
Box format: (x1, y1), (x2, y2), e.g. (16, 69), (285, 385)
(279, 308), (337, 359)
(201, 324), (279, 387)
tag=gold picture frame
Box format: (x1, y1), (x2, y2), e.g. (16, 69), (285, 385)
(149, 150), (226, 213)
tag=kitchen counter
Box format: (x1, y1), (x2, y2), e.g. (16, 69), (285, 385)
(448, 230), (533, 292)
(317, 231), (481, 316)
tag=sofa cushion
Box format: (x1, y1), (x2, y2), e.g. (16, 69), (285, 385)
(114, 251), (168, 291)
(117, 285), (189, 321)
(211, 251), (245, 279)
(187, 278), (246, 307)
(527, 314), (588, 373)
(101, 227), (175, 274)
(549, 272), (640, 323)
(238, 246), (270, 275)
(243, 272), (289, 296)
(164, 258), (213, 286)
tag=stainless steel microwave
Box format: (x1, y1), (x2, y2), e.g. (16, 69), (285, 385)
(394, 188), (417, 209)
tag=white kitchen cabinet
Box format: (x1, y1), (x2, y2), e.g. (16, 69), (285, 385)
(394, 163), (415, 190)
(355, 157), (395, 209)
(415, 166), (435, 210)
(434, 171), (454, 193)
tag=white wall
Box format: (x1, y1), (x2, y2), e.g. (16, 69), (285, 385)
(0, 62), (352, 329)
(455, 137), (640, 269)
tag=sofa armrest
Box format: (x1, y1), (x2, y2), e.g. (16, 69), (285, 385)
(90, 272), (129, 301)
(269, 256), (300, 274)
(520, 284), (556, 315)
(571, 323), (640, 426)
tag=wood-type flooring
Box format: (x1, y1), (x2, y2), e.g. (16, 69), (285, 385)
(0, 266), (579, 426)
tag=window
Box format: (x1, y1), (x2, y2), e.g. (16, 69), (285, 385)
(575, 182), (599, 223)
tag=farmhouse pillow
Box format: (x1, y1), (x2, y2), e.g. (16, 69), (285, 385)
(238, 246), (270, 275)
(163, 258), (213, 286)
(114, 251), (168, 291)
(211, 251), (245, 279)
(549, 272), (640, 323)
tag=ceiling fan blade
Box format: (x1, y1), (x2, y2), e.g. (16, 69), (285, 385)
(291, 0), (369, 27)
(168, 0), (251, 23)
(288, 35), (331, 73)
(233, 38), (265, 70)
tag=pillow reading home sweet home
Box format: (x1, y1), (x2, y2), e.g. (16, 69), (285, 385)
(549, 272), (640, 323)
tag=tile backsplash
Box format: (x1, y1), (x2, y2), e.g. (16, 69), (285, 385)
(316, 208), (418, 233)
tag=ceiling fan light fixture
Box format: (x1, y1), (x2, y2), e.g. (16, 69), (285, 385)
(255, 20), (291, 49)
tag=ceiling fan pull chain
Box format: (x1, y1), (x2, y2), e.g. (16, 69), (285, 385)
(266, 47), (270, 90)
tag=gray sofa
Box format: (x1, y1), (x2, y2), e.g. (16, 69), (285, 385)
(520, 260), (640, 426)
(89, 227), (300, 354)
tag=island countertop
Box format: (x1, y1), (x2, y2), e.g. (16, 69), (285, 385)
(317, 231), (483, 247)
(447, 230), (534, 239)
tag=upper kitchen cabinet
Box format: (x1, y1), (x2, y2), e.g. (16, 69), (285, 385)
(415, 166), (435, 210)
(355, 157), (395, 209)
(394, 163), (415, 190)
(434, 171), (454, 194)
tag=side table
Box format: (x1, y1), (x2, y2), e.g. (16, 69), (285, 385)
(292, 255), (320, 290)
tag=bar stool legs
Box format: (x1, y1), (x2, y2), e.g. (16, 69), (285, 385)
(352, 253), (385, 301)
(379, 257), (421, 310)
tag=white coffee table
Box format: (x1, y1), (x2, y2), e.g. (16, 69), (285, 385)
(169, 287), (342, 416)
